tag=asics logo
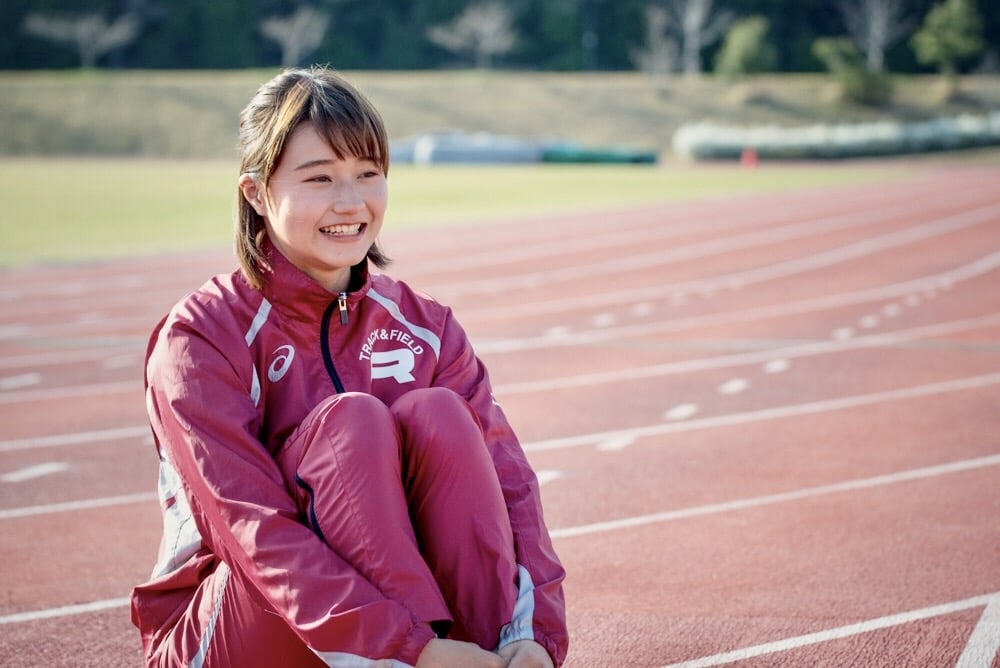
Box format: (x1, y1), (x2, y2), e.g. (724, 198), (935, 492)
(370, 349), (415, 383)
(268, 344), (295, 382)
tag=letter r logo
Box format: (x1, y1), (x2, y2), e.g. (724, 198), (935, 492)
(370, 349), (416, 383)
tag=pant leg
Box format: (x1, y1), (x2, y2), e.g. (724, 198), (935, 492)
(277, 392), (453, 630)
(392, 387), (519, 650)
(151, 562), (324, 668)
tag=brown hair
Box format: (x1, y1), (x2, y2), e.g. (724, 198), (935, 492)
(235, 66), (391, 288)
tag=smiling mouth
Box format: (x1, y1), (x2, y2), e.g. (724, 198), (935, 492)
(320, 223), (365, 237)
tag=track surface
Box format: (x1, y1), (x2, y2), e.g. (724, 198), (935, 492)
(1, 160), (998, 667)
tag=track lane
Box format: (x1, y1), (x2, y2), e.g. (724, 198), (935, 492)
(0, 160), (997, 667)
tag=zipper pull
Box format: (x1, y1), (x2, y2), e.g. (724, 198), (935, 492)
(338, 292), (349, 325)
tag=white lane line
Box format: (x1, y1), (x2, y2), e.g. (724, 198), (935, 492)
(496, 313), (1000, 396)
(0, 324), (30, 340)
(402, 182), (938, 277)
(0, 347), (143, 371)
(0, 380), (136, 404)
(102, 354), (140, 370)
(0, 597), (133, 625)
(524, 372), (1000, 453)
(474, 249), (1000, 353)
(433, 199), (1000, 297)
(551, 453), (1000, 539)
(0, 314), (157, 341)
(0, 426), (149, 453)
(658, 593), (1000, 668)
(34, 314), (995, 406)
(0, 491), (157, 520)
(0, 373), (42, 390)
(6, 465), (995, 626)
(956, 595), (1000, 668)
(464, 205), (1000, 322)
(1, 462), (69, 483)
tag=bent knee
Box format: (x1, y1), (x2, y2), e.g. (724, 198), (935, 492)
(281, 392), (396, 472)
(390, 387), (471, 423)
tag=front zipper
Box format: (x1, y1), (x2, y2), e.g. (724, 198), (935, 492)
(320, 297), (347, 394)
(337, 292), (349, 325)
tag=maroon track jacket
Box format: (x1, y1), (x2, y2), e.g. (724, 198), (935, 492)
(131, 245), (568, 666)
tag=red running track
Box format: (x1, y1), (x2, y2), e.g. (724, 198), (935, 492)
(1, 158), (999, 667)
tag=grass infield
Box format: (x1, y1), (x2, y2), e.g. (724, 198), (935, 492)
(0, 156), (909, 268)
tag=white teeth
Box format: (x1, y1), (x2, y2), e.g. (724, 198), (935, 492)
(321, 224), (362, 236)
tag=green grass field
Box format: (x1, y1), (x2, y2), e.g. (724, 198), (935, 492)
(1, 156), (913, 267)
(3, 70), (998, 267)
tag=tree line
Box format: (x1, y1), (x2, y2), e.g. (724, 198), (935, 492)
(2, 0), (996, 76)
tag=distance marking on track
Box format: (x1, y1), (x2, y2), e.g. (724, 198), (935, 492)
(524, 372), (1000, 453)
(5, 377), (996, 522)
(6, 309), (992, 407)
(0, 373), (41, 391)
(474, 250), (1000, 352)
(496, 314), (1000, 396)
(0, 462), (69, 483)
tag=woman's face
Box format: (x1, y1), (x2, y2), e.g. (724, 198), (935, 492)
(241, 122), (387, 293)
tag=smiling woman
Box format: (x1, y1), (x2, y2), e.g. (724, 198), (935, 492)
(0, 156), (902, 268)
(131, 66), (569, 668)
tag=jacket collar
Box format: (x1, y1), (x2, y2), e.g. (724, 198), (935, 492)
(257, 238), (371, 323)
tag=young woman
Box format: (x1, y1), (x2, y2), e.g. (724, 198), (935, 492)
(130, 67), (568, 668)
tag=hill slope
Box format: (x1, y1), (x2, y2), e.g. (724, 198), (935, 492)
(2, 70), (999, 159)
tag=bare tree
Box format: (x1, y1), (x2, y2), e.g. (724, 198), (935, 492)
(659, 0), (735, 78)
(260, 5), (331, 68)
(632, 4), (679, 75)
(837, 0), (911, 72)
(427, 2), (518, 69)
(22, 11), (141, 68)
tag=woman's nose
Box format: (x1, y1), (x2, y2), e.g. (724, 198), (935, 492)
(331, 181), (363, 212)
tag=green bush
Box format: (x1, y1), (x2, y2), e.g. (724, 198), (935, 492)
(715, 16), (778, 80)
(812, 37), (891, 107)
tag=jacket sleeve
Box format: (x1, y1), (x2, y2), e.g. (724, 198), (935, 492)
(431, 309), (569, 666)
(147, 318), (436, 666)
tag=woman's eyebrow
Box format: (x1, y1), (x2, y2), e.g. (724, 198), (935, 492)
(293, 158), (334, 171)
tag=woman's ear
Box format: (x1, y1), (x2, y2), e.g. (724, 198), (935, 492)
(239, 174), (266, 216)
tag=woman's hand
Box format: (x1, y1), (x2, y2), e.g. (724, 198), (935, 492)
(497, 639), (555, 668)
(415, 638), (505, 668)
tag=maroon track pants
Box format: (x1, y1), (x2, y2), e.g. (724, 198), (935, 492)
(159, 388), (519, 667)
